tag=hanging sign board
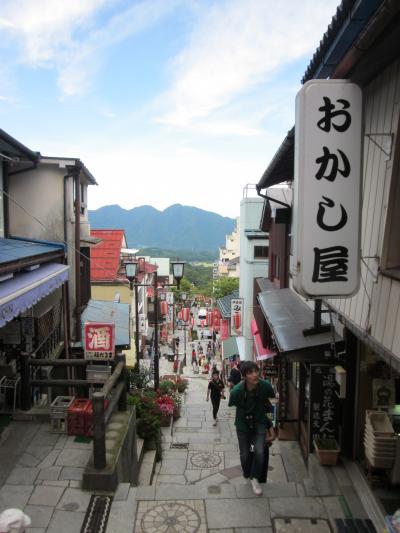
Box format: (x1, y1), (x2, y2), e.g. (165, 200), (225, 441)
(84, 322), (115, 360)
(166, 292), (174, 305)
(292, 80), (362, 297)
(308, 364), (340, 452)
(230, 298), (244, 336)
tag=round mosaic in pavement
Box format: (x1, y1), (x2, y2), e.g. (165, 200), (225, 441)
(190, 451), (221, 468)
(141, 502), (201, 533)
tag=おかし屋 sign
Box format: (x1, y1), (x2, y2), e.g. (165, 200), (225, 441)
(292, 80), (362, 297)
(84, 322), (115, 360)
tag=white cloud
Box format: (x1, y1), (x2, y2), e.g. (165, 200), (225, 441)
(0, 0), (181, 96)
(158, 0), (339, 128)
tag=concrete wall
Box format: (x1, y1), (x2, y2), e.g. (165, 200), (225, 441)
(239, 197), (269, 360)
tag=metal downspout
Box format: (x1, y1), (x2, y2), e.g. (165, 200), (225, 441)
(74, 166), (82, 342)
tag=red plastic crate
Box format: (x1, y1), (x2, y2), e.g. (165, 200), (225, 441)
(67, 398), (91, 436)
(84, 399), (109, 437)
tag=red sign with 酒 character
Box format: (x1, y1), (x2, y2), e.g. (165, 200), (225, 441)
(84, 322), (115, 360)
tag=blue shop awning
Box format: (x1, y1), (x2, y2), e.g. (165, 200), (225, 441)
(81, 299), (130, 349)
(0, 262), (69, 327)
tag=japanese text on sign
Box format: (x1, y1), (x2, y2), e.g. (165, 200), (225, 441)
(292, 80), (362, 297)
(84, 322), (115, 360)
(308, 365), (339, 452)
(230, 298), (243, 336)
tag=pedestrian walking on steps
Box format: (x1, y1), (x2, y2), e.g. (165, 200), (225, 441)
(206, 369), (225, 426)
(228, 361), (276, 496)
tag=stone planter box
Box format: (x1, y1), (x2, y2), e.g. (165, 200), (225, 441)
(160, 415), (172, 427)
(314, 439), (340, 465)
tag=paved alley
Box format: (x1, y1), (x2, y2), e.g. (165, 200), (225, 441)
(106, 359), (379, 533)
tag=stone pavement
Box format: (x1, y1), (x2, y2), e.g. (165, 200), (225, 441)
(106, 357), (379, 533)
(0, 344), (382, 532)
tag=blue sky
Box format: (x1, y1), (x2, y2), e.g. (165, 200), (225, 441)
(0, 0), (339, 218)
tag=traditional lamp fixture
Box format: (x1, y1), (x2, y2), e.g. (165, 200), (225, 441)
(125, 261), (139, 290)
(171, 259), (185, 289)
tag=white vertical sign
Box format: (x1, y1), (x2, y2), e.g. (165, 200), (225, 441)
(230, 298), (243, 336)
(292, 80), (362, 297)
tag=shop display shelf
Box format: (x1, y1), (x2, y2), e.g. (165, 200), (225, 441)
(365, 410), (395, 436)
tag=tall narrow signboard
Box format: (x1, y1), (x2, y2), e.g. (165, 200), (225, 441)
(292, 80), (362, 297)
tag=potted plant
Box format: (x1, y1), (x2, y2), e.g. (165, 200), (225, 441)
(313, 438), (340, 465)
(176, 378), (188, 394)
(158, 379), (176, 395)
(155, 395), (175, 426)
(171, 391), (183, 420)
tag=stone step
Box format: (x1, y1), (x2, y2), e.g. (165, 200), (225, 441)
(138, 450), (156, 486)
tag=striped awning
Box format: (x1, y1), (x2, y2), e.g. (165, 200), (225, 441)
(0, 263), (69, 327)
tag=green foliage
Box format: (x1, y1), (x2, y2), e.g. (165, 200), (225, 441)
(212, 277), (239, 299)
(137, 410), (161, 441)
(128, 366), (152, 391)
(158, 379), (176, 395)
(176, 379), (188, 393)
(138, 247), (217, 263)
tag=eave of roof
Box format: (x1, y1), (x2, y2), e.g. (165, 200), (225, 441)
(40, 156), (98, 185)
(257, 128), (294, 190)
(0, 128), (39, 163)
(302, 0), (384, 83)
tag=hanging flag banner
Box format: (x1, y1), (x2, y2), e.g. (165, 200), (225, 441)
(230, 298), (244, 336)
(220, 319), (229, 340)
(166, 292), (174, 305)
(84, 322), (115, 360)
(292, 80), (362, 297)
(139, 313), (146, 334)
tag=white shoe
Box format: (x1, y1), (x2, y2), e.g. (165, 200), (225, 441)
(250, 478), (262, 496)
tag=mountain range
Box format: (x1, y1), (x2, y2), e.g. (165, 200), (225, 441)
(88, 204), (236, 252)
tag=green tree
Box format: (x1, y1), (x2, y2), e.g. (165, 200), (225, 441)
(213, 277), (239, 299)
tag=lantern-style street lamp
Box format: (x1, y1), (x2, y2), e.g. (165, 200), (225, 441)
(125, 261), (140, 371)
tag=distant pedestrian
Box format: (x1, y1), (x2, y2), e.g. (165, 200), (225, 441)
(191, 348), (197, 363)
(228, 362), (242, 389)
(228, 361), (275, 496)
(192, 359), (199, 374)
(206, 369), (225, 426)
(173, 355), (179, 374)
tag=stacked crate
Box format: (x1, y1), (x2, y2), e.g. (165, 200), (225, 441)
(50, 396), (74, 433)
(67, 398), (91, 436)
(84, 399), (109, 437)
(364, 410), (396, 468)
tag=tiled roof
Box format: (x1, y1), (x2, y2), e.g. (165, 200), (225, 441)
(217, 289), (239, 318)
(0, 237), (64, 267)
(90, 229), (126, 281)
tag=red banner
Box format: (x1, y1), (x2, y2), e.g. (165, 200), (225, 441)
(160, 301), (168, 316)
(220, 319), (229, 341)
(181, 307), (190, 323)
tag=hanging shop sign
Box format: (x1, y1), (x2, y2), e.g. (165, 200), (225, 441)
(292, 80), (362, 297)
(84, 322), (115, 360)
(139, 313), (146, 334)
(166, 292), (174, 305)
(230, 298), (244, 336)
(308, 364), (340, 452)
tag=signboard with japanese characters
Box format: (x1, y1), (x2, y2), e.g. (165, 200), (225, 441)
(84, 322), (115, 360)
(139, 313), (146, 334)
(308, 364), (339, 452)
(292, 80), (362, 297)
(166, 292), (174, 305)
(230, 298), (244, 336)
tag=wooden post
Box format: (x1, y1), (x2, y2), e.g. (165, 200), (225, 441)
(116, 353), (127, 412)
(92, 392), (106, 469)
(20, 352), (31, 411)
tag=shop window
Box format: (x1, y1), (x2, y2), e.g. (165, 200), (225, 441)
(254, 245), (268, 259)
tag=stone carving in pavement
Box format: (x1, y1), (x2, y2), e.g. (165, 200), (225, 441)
(189, 451), (222, 469)
(138, 501), (203, 533)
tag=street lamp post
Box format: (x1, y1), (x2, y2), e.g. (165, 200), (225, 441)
(181, 292), (187, 367)
(125, 261), (140, 372)
(126, 259), (186, 390)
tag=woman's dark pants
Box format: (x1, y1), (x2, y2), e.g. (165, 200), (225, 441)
(211, 397), (220, 420)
